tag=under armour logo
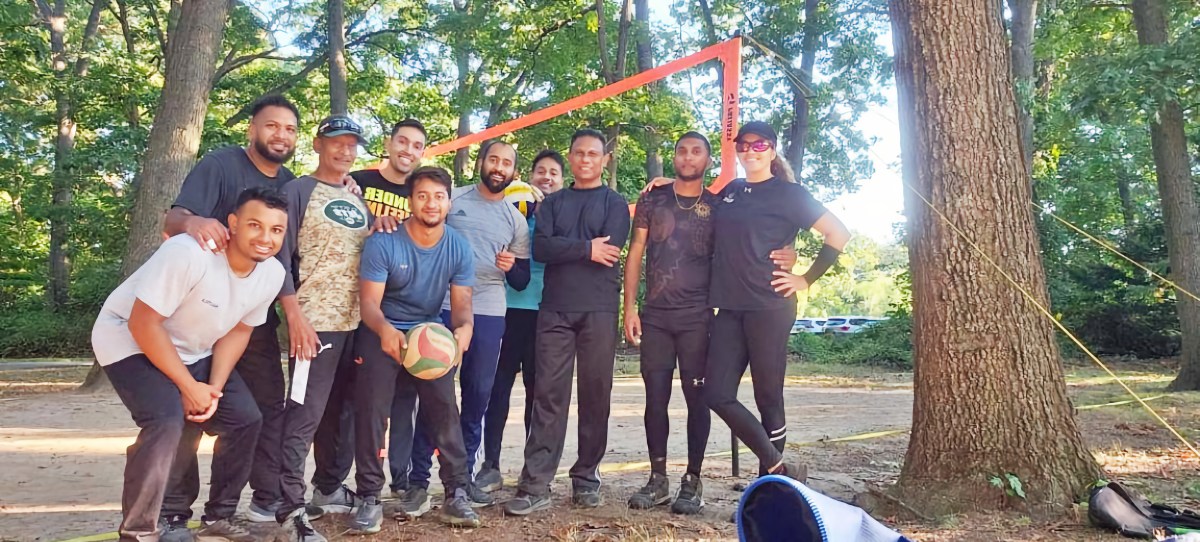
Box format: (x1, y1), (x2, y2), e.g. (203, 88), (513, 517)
(692, 377), (705, 387)
(743, 186), (752, 193)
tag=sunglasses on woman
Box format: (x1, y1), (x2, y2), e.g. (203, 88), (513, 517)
(735, 140), (774, 153)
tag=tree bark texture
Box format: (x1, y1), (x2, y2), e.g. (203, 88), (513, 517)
(634, 0), (662, 180)
(785, 0), (820, 175)
(1007, 0), (1037, 177)
(328, 0), (349, 115)
(889, 0), (1101, 514)
(1129, 0), (1200, 391)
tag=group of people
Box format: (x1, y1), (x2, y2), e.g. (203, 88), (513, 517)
(93, 94), (850, 542)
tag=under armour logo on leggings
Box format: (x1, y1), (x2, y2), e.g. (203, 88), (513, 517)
(692, 377), (705, 387)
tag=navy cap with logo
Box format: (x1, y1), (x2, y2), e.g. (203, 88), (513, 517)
(317, 115), (368, 145)
(734, 121), (778, 145)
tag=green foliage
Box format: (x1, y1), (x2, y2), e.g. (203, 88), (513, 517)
(787, 314), (912, 369)
(989, 473), (1027, 500)
(0, 306), (95, 358)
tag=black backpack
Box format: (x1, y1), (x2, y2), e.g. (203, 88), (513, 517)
(1089, 481), (1200, 538)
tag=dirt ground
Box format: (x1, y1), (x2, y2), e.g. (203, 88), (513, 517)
(0, 359), (1197, 542)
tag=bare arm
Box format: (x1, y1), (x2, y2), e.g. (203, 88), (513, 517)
(164, 207), (230, 253)
(208, 322), (254, 390)
(622, 227), (649, 344)
(449, 284), (474, 354)
(360, 279), (407, 363)
(128, 299), (222, 418)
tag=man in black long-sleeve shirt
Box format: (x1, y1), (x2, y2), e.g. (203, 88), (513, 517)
(504, 129), (631, 516)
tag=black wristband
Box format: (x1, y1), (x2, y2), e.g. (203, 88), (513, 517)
(802, 244), (842, 285)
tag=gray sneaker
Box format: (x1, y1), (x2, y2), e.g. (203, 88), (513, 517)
(439, 488), (482, 528)
(572, 486), (603, 509)
(197, 517), (256, 542)
(465, 482), (495, 508)
(312, 484), (358, 514)
(349, 496), (383, 534)
(670, 473), (704, 515)
(245, 500), (278, 523)
(503, 491), (552, 516)
(158, 515), (196, 542)
(474, 467), (503, 493)
(399, 486), (431, 517)
(628, 473), (670, 509)
(282, 508), (327, 542)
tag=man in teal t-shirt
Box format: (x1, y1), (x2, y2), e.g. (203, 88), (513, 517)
(475, 149), (564, 492)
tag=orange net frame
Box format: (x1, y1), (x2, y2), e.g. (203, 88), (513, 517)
(419, 37), (743, 195)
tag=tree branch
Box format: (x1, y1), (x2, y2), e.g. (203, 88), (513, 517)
(212, 46), (281, 85)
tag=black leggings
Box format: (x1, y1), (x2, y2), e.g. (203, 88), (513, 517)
(640, 307), (711, 476)
(703, 303), (796, 472)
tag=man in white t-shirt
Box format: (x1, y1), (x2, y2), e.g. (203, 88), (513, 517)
(93, 187), (288, 542)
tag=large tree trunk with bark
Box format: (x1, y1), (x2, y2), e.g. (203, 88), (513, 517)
(328, 0), (349, 115)
(453, 44), (472, 181)
(634, 0), (662, 180)
(889, 0), (1101, 515)
(85, 0), (232, 391)
(1007, 0), (1037, 176)
(1129, 0), (1200, 391)
(785, 0), (820, 174)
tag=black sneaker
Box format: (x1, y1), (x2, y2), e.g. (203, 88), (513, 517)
(466, 482), (496, 508)
(572, 486), (603, 509)
(399, 486), (431, 517)
(197, 517), (256, 542)
(282, 508), (327, 542)
(503, 491), (552, 516)
(474, 467), (503, 493)
(671, 473), (704, 515)
(628, 473), (670, 509)
(349, 496), (383, 534)
(158, 515), (195, 542)
(439, 488), (482, 528)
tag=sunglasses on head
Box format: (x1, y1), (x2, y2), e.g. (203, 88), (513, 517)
(320, 117), (361, 134)
(735, 140), (774, 152)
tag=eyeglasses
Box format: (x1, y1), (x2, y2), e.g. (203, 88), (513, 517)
(735, 140), (774, 153)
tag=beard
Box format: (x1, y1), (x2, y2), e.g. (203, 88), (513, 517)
(480, 167), (515, 194)
(414, 213), (444, 228)
(253, 138), (295, 164)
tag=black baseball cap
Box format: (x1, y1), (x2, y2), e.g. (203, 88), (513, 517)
(734, 121), (778, 145)
(317, 115), (367, 145)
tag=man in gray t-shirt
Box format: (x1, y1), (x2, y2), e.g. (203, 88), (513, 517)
(404, 140), (531, 506)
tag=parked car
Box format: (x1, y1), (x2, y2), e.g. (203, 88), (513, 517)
(790, 318), (825, 334)
(824, 316), (889, 334)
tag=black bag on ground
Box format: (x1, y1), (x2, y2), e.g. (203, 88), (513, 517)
(1089, 481), (1200, 538)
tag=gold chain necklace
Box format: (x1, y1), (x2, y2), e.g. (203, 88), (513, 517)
(674, 186), (700, 211)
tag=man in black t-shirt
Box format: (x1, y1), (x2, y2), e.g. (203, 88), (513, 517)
(351, 118), (426, 221)
(158, 95), (301, 537)
(315, 118), (428, 505)
(622, 132), (719, 515)
(504, 129), (631, 517)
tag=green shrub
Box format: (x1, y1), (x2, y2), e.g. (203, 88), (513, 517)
(787, 314), (913, 369)
(0, 307), (95, 358)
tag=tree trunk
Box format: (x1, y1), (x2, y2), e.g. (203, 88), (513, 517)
(1007, 0), (1037, 177)
(453, 44), (472, 181)
(889, 0), (1100, 515)
(87, 0), (232, 392)
(328, 0), (349, 115)
(1129, 0), (1200, 391)
(1116, 171), (1136, 233)
(786, 0), (820, 175)
(38, 0), (104, 311)
(597, 0), (633, 189)
(634, 0), (662, 180)
(114, 0), (142, 129)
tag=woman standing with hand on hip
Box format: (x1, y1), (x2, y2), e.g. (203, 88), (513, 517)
(705, 121), (850, 481)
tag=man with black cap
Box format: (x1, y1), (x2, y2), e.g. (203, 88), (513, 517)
(272, 116), (393, 541)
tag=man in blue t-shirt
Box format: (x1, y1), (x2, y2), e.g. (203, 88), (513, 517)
(350, 167), (483, 532)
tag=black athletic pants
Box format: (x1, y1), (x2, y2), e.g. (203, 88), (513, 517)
(309, 334), (357, 496)
(277, 330), (355, 520)
(640, 306), (712, 476)
(704, 303), (796, 473)
(516, 310), (618, 496)
(162, 315), (285, 518)
(107, 355), (261, 540)
(482, 308), (538, 471)
(353, 325), (469, 497)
